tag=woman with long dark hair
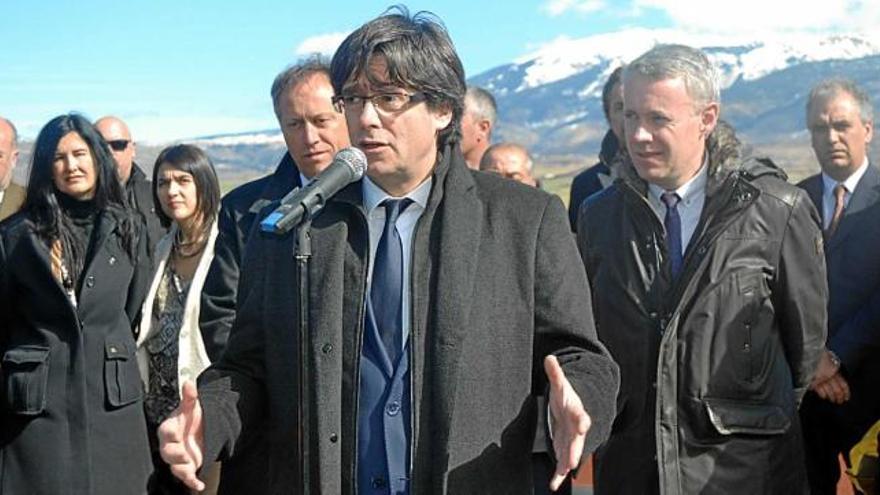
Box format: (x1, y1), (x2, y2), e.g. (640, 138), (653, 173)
(0, 113), (151, 494)
(135, 144), (221, 494)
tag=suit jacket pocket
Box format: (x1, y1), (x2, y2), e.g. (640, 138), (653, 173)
(104, 339), (143, 408)
(2, 345), (50, 415)
(704, 398), (790, 436)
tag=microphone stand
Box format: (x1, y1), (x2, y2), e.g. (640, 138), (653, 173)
(294, 215), (313, 494)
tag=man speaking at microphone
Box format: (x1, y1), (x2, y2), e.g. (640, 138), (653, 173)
(159, 7), (619, 494)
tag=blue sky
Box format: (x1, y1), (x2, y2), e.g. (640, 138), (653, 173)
(2, 0), (874, 142)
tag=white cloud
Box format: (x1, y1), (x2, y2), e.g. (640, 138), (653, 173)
(542, 0), (605, 17)
(294, 32), (349, 57)
(634, 0), (880, 34)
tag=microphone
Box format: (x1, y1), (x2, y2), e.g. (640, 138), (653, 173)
(260, 147), (367, 234)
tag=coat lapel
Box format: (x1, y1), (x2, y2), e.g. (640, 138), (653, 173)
(827, 164), (880, 253)
(426, 150), (483, 458)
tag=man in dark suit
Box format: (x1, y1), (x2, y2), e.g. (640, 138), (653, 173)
(95, 116), (166, 250)
(197, 58), (350, 494)
(568, 66), (625, 231)
(798, 78), (880, 494)
(159, 7), (619, 494)
(0, 116), (25, 221)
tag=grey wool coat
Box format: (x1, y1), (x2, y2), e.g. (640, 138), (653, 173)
(197, 145), (620, 494)
(0, 207), (152, 495)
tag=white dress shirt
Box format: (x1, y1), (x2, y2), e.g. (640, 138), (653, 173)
(647, 163), (708, 256)
(821, 158), (869, 230)
(362, 176), (432, 353)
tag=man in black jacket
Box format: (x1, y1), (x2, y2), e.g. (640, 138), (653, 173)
(95, 116), (166, 250)
(199, 57), (349, 360)
(568, 66), (625, 231)
(197, 57), (350, 494)
(578, 44), (827, 494)
(798, 78), (880, 494)
(161, 8), (619, 494)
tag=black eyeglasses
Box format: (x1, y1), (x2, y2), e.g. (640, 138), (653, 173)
(106, 140), (130, 152)
(332, 92), (427, 114)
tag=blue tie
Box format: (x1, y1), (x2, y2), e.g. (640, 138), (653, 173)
(371, 198), (411, 363)
(661, 192), (683, 279)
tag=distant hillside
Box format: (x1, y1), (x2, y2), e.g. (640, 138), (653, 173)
(12, 29), (880, 196)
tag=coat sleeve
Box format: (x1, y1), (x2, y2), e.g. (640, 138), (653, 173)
(125, 216), (152, 327)
(773, 189), (828, 404)
(197, 231), (270, 464)
(199, 202), (242, 361)
(533, 195), (620, 456)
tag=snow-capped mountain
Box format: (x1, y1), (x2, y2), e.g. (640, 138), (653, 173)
(471, 29), (880, 155)
(159, 29), (880, 176)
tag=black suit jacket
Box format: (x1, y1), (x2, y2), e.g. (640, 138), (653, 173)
(199, 154), (301, 361)
(197, 146), (620, 494)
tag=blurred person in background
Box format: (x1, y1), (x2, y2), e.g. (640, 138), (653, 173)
(480, 141), (538, 187)
(0, 113), (151, 494)
(136, 144), (221, 494)
(0, 116), (25, 220)
(96, 115), (166, 251)
(460, 86), (497, 169)
(568, 66), (626, 231)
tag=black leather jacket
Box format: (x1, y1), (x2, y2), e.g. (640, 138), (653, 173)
(577, 124), (827, 494)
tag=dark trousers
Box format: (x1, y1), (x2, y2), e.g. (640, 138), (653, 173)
(800, 391), (877, 495)
(533, 453), (572, 495)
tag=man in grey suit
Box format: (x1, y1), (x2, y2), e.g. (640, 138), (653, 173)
(158, 7), (619, 494)
(798, 78), (880, 494)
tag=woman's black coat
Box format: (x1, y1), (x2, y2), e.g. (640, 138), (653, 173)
(0, 207), (152, 495)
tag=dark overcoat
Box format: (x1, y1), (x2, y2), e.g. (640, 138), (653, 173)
(0, 207), (151, 495)
(199, 153), (301, 494)
(197, 146), (620, 494)
(578, 126), (827, 494)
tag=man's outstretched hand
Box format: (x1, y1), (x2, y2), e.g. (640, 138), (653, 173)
(158, 381), (206, 491)
(544, 355), (591, 492)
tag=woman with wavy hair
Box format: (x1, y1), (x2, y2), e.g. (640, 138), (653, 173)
(0, 113), (151, 494)
(136, 144), (221, 494)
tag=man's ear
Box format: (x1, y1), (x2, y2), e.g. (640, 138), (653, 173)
(10, 149), (18, 170)
(700, 102), (720, 137)
(432, 103), (454, 134)
(477, 118), (492, 140)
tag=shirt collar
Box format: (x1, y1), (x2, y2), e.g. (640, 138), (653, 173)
(300, 172), (312, 188)
(362, 175), (432, 215)
(647, 160), (709, 207)
(822, 157), (869, 196)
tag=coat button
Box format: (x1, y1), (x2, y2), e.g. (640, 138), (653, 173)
(386, 401), (401, 416)
(371, 476), (386, 489)
(329, 432), (338, 443)
(322, 343), (333, 354)
(108, 256), (117, 266)
(86, 276), (95, 288)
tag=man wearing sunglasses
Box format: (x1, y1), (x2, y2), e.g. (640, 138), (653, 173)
(160, 7), (619, 495)
(95, 116), (166, 250)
